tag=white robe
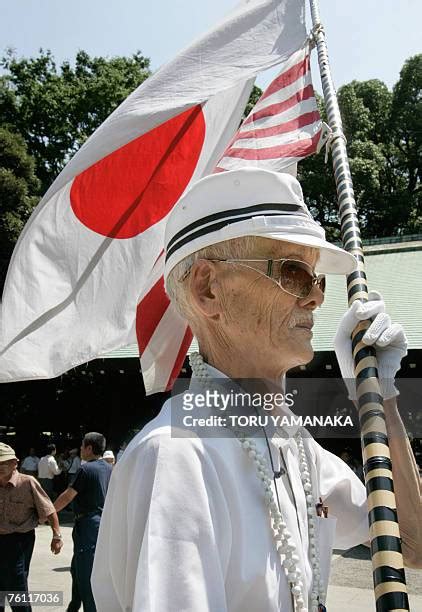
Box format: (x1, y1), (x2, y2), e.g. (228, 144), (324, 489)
(92, 367), (368, 611)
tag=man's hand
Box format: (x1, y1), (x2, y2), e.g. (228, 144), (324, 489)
(334, 290), (408, 400)
(45, 511), (63, 555)
(50, 536), (63, 555)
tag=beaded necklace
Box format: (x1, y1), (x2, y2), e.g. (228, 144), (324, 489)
(189, 352), (326, 612)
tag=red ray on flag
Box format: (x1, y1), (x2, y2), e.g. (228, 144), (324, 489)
(137, 275), (169, 356)
(136, 275), (193, 393)
(136, 251), (193, 393)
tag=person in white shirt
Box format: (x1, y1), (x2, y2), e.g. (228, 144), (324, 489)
(38, 443), (62, 499)
(92, 169), (422, 612)
(20, 447), (40, 477)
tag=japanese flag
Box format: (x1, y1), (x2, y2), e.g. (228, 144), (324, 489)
(0, 0), (306, 385)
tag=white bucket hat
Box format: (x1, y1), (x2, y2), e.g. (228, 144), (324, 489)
(102, 450), (115, 460)
(164, 167), (357, 282)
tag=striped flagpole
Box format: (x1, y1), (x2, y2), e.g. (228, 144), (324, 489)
(308, 1), (410, 610)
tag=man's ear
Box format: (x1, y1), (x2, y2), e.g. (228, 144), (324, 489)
(189, 260), (221, 319)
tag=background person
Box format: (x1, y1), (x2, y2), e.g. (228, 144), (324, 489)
(102, 450), (115, 466)
(55, 450), (70, 495)
(115, 441), (127, 462)
(339, 448), (364, 482)
(66, 448), (82, 486)
(54, 432), (112, 612)
(37, 443), (61, 499)
(0, 442), (63, 612)
(20, 448), (40, 478)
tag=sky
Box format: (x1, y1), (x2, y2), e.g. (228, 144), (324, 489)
(0, 0), (421, 93)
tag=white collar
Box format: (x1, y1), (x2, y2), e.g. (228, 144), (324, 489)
(188, 361), (301, 438)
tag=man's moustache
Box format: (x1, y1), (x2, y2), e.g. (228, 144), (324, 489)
(288, 314), (314, 329)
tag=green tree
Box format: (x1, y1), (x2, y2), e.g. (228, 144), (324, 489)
(390, 55), (422, 232)
(0, 127), (40, 290)
(0, 49), (151, 193)
(297, 94), (341, 241)
(300, 55), (421, 239)
(243, 84), (263, 119)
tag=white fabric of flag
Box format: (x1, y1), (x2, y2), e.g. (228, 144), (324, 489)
(215, 44), (330, 175)
(0, 0), (306, 389)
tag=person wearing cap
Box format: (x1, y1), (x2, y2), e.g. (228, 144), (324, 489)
(102, 450), (115, 466)
(0, 442), (63, 612)
(92, 169), (422, 612)
(54, 433), (112, 612)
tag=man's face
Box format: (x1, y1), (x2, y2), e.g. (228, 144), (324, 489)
(81, 442), (95, 460)
(29, 448), (36, 456)
(0, 459), (18, 481)
(209, 239), (324, 375)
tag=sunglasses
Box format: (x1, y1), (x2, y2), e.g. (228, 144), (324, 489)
(180, 258), (325, 299)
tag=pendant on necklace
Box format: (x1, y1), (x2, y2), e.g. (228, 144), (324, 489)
(273, 467), (285, 479)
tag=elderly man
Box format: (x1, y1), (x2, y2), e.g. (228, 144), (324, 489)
(92, 169), (422, 612)
(0, 442), (63, 612)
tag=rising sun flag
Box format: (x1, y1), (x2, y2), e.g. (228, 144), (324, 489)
(0, 0), (324, 394)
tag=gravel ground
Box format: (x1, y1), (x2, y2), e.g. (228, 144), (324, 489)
(5, 520), (422, 611)
(330, 545), (422, 594)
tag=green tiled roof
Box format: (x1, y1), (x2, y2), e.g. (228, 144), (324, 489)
(313, 247), (422, 351)
(101, 344), (140, 359)
(101, 243), (422, 359)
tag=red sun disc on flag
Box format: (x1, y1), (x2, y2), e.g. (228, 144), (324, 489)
(70, 105), (205, 239)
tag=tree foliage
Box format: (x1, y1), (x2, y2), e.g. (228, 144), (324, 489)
(300, 54), (421, 239)
(243, 84), (263, 119)
(0, 127), (40, 289)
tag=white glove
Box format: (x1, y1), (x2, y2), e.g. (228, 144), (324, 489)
(334, 290), (408, 400)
